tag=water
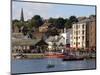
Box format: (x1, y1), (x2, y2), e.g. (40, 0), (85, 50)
(11, 58), (96, 74)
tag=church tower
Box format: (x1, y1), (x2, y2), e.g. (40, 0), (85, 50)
(20, 8), (24, 32)
(20, 8), (24, 22)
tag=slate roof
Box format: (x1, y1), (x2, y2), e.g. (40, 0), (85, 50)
(76, 18), (95, 24)
(12, 38), (40, 46)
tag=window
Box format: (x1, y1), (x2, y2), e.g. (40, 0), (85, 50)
(74, 31), (76, 34)
(82, 30), (84, 35)
(76, 37), (78, 40)
(78, 42), (80, 45)
(76, 42), (78, 45)
(79, 37), (80, 39)
(78, 25), (80, 28)
(82, 36), (84, 40)
(76, 31), (78, 35)
(82, 24), (84, 29)
(78, 30), (80, 34)
(76, 25), (78, 29)
(74, 25), (76, 28)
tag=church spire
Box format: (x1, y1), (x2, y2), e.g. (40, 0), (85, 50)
(20, 8), (24, 22)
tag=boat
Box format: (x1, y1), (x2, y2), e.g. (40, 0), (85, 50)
(14, 53), (25, 59)
(56, 53), (65, 58)
(15, 56), (22, 59)
(62, 55), (84, 61)
(45, 52), (65, 58)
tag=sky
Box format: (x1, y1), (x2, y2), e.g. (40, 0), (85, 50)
(12, 1), (96, 21)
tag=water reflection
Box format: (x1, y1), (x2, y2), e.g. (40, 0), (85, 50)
(11, 58), (96, 74)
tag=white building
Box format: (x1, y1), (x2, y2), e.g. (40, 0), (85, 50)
(45, 28), (66, 50)
(70, 16), (96, 50)
(71, 19), (90, 48)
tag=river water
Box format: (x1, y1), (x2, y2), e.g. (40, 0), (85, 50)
(11, 58), (96, 74)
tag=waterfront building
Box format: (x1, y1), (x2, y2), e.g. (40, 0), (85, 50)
(88, 16), (96, 50)
(72, 20), (87, 49)
(45, 28), (66, 51)
(71, 16), (96, 50)
(12, 32), (40, 53)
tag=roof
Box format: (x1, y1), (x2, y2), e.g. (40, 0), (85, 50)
(33, 31), (44, 39)
(45, 35), (65, 43)
(12, 39), (40, 46)
(35, 39), (48, 46)
(74, 18), (95, 24)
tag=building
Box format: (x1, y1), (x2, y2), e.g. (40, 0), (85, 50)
(39, 21), (51, 33)
(71, 16), (96, 50)
(45, 28), (66, 51)
(20, 8), (24, 22)
(66, 29), (72, 48)
(88, 17), (96, 50)
(12, 33), (41, 53)
(72, 21), (86, 48)
(12, 25), (20, 33)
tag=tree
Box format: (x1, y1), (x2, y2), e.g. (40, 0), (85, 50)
(64, 18), (71, 29)
(69, 16), (78, 24)
(48, 18), (54, 23)
(48, 17), (56, 24)
(65, 16), (78, 29)
(31, 15), (43, 28)
(22, 25), (28, 35)
(55, 17), (65, 29)
(12, 19), (19, 24)
(89, 15), (96, 19)
(12, 19), (25, 29)
(65, 22), (71, 29)
(46, 28), (59, 36)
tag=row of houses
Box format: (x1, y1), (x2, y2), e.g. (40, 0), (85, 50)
(66, 16), (96, 50)
(12, 9), (96, 53)
(12, 8), (66, 53)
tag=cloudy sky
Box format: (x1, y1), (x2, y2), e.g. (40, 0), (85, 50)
(12, 1), (96, 21)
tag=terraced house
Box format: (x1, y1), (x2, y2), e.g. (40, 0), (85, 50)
(71, 15), (96, 50)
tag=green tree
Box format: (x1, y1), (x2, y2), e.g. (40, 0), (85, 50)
(31, 15), (43, 28)
(48, 17), (56, 24)
(65, 16), (78, 29)
(12, 19), (19, 24)
(12, 19), (25, 29)
(69, 16), (78, 24)
(64, 18), (70, 29)
(89, 15), (96, 19)
(55, 17), (65, 29)
(47, 28), (59, 36)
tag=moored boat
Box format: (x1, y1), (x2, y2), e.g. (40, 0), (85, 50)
(62, 55), (84, 61)
(45, 53), (65, 58)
